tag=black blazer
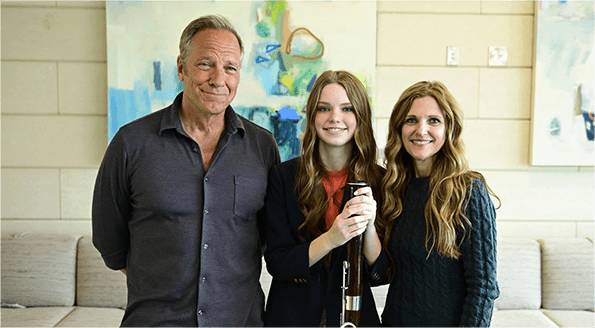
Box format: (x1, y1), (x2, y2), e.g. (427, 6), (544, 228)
(263, 158), (389, 327)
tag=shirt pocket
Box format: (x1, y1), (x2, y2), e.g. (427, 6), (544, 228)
(233, 174), (267, 220)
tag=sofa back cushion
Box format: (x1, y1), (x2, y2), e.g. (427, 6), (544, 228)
(494, 238), (542, 309)
(76, 236), (127, 308)
(1, 232), (77, 306)
(539, 238), (594, 310)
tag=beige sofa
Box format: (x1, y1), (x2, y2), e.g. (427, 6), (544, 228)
(489, 238), (594, 327)
(1, 232), (126, 327)
(2, 232), (593, 327)
(367, 237), (594, 327)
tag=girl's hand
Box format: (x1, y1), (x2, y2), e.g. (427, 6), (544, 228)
(351, 187), (377, 230)
(326, 187), (377, 248)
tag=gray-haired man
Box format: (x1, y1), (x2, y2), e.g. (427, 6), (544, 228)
(93, 15), (280, 326)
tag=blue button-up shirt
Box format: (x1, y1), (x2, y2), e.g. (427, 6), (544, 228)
(92, 92), (280, 326)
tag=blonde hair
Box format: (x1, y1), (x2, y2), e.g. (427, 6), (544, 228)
(380, 81), (499, 260)
(296, 70), (382, 240)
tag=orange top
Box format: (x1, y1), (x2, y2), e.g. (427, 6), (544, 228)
(322, 167), (349, 230)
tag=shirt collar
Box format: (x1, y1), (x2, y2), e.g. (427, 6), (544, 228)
(159, 92), (245, 138)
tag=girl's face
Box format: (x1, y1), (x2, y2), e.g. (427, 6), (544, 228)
(401, 96), (446, 176)
(314, 83), (357, 150)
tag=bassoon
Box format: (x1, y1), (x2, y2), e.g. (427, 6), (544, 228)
(340, 181), (367, 328)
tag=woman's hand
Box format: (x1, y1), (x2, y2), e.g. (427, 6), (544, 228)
(326, 186), (377, 248)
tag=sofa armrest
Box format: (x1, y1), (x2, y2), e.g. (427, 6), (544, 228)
(76, 236), (127, 308)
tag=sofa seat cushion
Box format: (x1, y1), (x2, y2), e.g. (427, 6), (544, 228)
(1, 232), (78, 306)
(491, 309), (558, 327)
(495, 238), (542, 310)
(0, 307), (74, 327)
(539, 238), (594, 310)
(55, 306), (125, 327)
(76, 236), (127, 308)
(542, 310), (595, 328)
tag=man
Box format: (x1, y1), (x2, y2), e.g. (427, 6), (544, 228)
(92, 15), (280, 326)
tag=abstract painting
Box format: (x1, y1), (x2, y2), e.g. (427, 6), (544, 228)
(106, 1), (376, 161)
(531, 1), (594, 166)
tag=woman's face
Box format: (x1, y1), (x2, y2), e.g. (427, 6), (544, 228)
(314, 83), (357, 150)
(401, 96), (446, 176)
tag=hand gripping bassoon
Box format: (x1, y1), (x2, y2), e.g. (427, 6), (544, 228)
(340, 181), (367, 328)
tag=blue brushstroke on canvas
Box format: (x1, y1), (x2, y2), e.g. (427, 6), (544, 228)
(266, 44), (281, 53)
(108, 82), (151, 142)
(153, 61), (162, 91)
(256, 56), (270, 64)
(258, 60), (282, 95)
(234, 105), (303, 161)
(271, 115), (301, 160)
(277, 52), (287, 72)
(278, 106), (301, 121)
(582, 112), (594, 141)
(307, 74), (317, 92)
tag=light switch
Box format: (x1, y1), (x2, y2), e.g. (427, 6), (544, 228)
(489, 46), (508, 66)
(447, 46), (459, 66)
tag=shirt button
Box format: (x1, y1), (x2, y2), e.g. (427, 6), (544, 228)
(204, 209), (209, 214)
(203, 244), (208, 249)
(193, 148), (198, 153)
(205, 177), (209, 181)
(202, 276), (207, 282)
(198, 310), (204, 315)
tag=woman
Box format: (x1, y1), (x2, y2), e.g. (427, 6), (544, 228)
(378, 81), (500, 327)
(264, 70), (388, 327)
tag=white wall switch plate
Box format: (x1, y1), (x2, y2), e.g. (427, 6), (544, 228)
(489, 46), (508, 66)
(447, 46), (459, 66)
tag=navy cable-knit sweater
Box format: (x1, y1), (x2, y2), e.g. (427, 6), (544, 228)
(381, 177), (499, 327)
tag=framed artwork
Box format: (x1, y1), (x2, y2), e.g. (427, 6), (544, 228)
(106, 0), (376, 161)
(530, 1), (594, 166)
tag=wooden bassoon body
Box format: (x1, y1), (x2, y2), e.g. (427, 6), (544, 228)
(340, 181), (367, 328)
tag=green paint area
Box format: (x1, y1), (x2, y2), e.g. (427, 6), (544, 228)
(256, 21), (270, 37)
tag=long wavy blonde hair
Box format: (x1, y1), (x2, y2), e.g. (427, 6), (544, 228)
(379, 81), (499, 260)
(296, 70), (383, 241)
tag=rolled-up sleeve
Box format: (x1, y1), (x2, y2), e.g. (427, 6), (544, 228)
(92, 131), (131, 270)
(459, 179), (500, 327)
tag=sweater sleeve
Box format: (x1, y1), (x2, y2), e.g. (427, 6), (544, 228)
(459, 179), (500, 327)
